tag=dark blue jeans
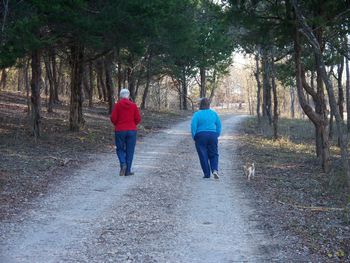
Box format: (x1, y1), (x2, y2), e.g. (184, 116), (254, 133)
(194, 131), (219, 177)
(115, 130), (137, 174)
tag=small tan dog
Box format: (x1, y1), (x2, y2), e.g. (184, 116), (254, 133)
(243, 162), (255, 181)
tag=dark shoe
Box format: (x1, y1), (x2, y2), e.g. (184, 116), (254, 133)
(125, 172), (134, 176)
(119, 165), (127, 176)
(213, 170), (219, 179)
(203, 176), (210, 179)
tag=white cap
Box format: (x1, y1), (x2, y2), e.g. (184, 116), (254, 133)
(120, 88), (130, 98)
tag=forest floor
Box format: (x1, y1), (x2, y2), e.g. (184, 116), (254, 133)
(0, 91), (189, 221)
(237, 117), (350, 261)
(0, 91), (349, 261)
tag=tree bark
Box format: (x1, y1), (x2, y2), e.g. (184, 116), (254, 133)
(44, 53), (54, 113)
(0, 68), (7, 90)
(292, 0), (350, 185)
(293, 21), (330, 173)
(290, 84), (295, 118)
(200, 66), (206, 98)
(141, 55), (152, 110)
(261, 47), (272, 124)
(24, 58), (30, 115)
(346, 55), (350, 132)
(104, 55), (115, 114)
(96, 60), (107, 101)
(271, 51), (278, 139)
(254, 50), (262, 122)
(182, 68), (188, 110)
(88, 62), (94, 107)
(69, 43), (85, 132)
(50, 49), (59, 103)
(30, 49), (42, 138)
(337, 58), (344, 120)
(117, 49), (122, 97)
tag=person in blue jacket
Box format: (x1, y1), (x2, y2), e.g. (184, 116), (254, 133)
(191, 98), (222, 179)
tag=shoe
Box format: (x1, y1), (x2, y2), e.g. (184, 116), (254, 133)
(213, 170), (219, 179)
(119, 165), (127, 176)
(125, 172), (134, 176)
(203, 176), (210, 179)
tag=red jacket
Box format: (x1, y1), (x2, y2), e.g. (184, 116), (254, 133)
(110, 98), (141, 131)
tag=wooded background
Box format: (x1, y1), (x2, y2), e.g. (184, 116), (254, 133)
(1, 1), (350, 187)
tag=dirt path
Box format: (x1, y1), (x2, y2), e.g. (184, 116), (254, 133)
(0, 115), (282, 262)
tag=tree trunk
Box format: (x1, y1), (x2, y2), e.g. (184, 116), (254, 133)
(293, 22), (330, 173)
(271, 52), (278, 140)
(30, 49), (42, 138)
(134, 67), (143, 99)
(88, 62), (94, 107)
(346, 55), (350, 132)
(104, 55), (115, 114)
(254, 51), (262, 122)
(182, 68), (188, 110)
(292, 0), (350, 184)
(141, 55), (152, 110)
(209, 69), (217, 102)
(337, 58), (344, 120)
(127, 66), (136, 101)
(17, 63), (23, 92)
(44, 53), (54, 113)
(200, 66), (206, 98)
(56, 58), (64, 97)
(69, 44), (85, 132)
(0, 68), (7, 90)
(290, 84), (295, 118)
(117, 49), (122, 97)
(24, 58), (30, 115)
(97, 60), (107, 102)
(50, 49), (59, 103)
(261, 47), (272, 124)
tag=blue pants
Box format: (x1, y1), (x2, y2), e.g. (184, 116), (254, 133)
(115, 130), (137, 174)
(194, 131), (219, 177)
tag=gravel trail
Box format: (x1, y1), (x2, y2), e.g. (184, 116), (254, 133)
(0, 115), (280, 262)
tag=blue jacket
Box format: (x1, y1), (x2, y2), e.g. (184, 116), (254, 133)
(191, 109), (222, 139)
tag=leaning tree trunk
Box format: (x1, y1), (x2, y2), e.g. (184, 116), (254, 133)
(30, 49), (42, 138)
(292, 21), (330, 173)
(69, 43), (85, 132)
(200, 66), (206, 98)
(104, 55), (115, 114)
(292, 0), (350, 185)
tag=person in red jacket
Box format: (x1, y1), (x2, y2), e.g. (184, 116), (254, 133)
(110, 89), (141, 176)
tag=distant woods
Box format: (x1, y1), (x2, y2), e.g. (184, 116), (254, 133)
(226, 0), (350, 187)
(0, 0), (233, 135)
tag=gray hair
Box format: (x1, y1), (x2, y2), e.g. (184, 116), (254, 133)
(120, 88), (130, 99)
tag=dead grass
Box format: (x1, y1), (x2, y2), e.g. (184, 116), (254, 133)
(236, 116), (350, 261)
